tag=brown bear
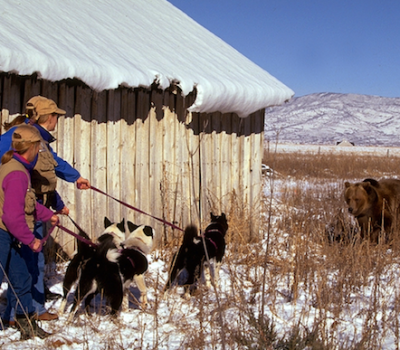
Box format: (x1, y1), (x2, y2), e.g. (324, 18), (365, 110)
(344, 178), (400, 243)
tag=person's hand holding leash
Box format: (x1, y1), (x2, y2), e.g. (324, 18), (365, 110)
(29, 238), (43, 253)
(76, 177), (90, 190)
(59, 206), (70, 215)
(50, 214), (59, 226)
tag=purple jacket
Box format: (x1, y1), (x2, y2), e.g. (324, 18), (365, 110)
(2, 163), (54, 245)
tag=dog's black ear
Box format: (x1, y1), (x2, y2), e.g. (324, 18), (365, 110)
(143, 226), (154, 237)
(104, 217), (112, 228)
(127, 221), (140, 233)
(210, 212), (216, 221)
(117, 219), (125, 233)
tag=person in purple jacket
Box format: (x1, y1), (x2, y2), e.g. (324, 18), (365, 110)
(1, 96), (90, 324)
(0, 124), (59, 339)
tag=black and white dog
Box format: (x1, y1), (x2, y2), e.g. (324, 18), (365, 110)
(164, 212), (228, 298)
(119, 221), (154, 310)
(59, 217), (154, 320)
(59, 217), (125, 316)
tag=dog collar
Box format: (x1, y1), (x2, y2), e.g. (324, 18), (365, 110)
(205, 229), (223, 235)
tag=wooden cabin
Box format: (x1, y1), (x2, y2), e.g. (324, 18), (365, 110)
(0, 0), (293, 255)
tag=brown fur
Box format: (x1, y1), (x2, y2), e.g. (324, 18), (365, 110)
(344, 178), (400, 243)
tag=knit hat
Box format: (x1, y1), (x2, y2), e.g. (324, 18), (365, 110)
(12, 124), (42, 143)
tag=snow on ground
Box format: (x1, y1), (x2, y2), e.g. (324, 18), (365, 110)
(1, 144), (400, 349)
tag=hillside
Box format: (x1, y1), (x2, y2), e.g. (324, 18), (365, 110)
(264, 92), (400, 147)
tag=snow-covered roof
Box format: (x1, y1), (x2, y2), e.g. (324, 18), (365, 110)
(0, 0), (294, 117)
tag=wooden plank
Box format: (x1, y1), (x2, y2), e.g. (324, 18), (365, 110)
(74, 86), (92, 240)
(55, 82), (75, 158)
(2, 74), (21, 113)
(230, 113), (241, 216)
(199, 112), (212, 227)
(72, 114), (92, 233)
(134, 89), (151, 226)
(211, 112), (222, 214)
(182, 92), (200, 226)
(249, 110), (264, 238)
(161, 91), (176, 243)
(220, 113), (232, 215)
(149, 88), (164, 244)
(90, 91), (108, 236)
(55, 83), (77, 255)
(23, 77), (41, 108)
(106, 89), (122, 223)
(242, 115), (252, 237)
(40, 80), (58, 103)
(186, 111), (201, 227)
(119, 89), (136, 226)
(175, 95), (189, 229)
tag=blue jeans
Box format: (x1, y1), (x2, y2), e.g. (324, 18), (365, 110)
(3, 222), (46, 321)
(0, 228), (34, 317)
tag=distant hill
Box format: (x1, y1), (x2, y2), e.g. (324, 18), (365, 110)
(264, 93), (400, 146)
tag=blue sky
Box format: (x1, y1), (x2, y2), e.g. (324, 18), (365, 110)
(168, 0), (400, 98)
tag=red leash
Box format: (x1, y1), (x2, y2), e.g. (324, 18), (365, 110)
(41, 221), (98, 248)
(42, 185), (184, 248)
(56, 224), (98, 248)
(90, 186), (183, 232)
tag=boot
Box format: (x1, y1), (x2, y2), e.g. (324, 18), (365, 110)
(15, 314), (51, 340)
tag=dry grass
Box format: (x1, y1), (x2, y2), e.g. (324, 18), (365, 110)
(263, 149), (400, 179)
(170, 149), (400, 349)
(227, 149), (400, 349)
(12, 150), (400, 349)
(141, 150), (400, 349)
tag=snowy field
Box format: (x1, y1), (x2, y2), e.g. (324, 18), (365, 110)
(1, 143), (400, 349)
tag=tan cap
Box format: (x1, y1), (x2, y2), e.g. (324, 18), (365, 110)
(26, 95), (47, 109)
(12, 124), (42, 143)
(34, 98), (66, 117)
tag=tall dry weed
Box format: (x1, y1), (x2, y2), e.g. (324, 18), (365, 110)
(31, 150), (400, 350)
(245, 150), (400, 349)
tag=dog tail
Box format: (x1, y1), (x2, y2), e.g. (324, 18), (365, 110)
(183, 225), (198, 245)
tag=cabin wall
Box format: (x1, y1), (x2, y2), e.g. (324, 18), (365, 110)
(0, 73), (264, 256)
